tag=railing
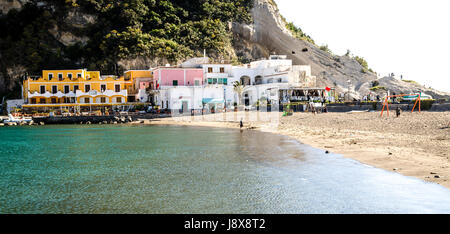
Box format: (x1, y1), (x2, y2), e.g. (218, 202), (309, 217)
(28, 90), (128, 98)
(28, 91), (76, 98)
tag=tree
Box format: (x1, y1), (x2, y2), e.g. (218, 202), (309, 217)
(319, 44), (332, 54)
(345, 49), (351, 57)
(233, 81), (245, 106)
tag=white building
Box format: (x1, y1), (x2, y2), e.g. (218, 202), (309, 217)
(158, 86), (235, 112)
(233, 55), (316, 87)
(202, 64), (235, 86)
(156, 55), (320, 112)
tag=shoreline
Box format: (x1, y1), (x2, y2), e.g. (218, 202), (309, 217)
(2, 111), (449, 189)
(144, 111), (450, 189)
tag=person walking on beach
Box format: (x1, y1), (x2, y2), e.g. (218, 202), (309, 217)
(396, 107), (401, 118)
(240, 118), (244, 129)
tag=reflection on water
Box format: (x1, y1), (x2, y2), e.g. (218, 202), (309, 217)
(0, 125), (450, 214)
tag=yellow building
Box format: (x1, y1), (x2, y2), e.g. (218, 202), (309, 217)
(123, 70), (154, 102)
(23, 69), (128, 109)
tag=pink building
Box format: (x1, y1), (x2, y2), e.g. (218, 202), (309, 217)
(153, 67), (204, 88)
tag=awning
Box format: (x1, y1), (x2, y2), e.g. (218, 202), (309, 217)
(202, 98), (224, 104)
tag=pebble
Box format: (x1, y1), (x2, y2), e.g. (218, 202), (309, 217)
(325, 151), (330, 154)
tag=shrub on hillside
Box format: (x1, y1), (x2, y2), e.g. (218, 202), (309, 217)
(370, 86), (386, 91)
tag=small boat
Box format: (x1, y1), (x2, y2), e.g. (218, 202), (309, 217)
(403, 93), (433, 101)
(3, 114), (33, 124)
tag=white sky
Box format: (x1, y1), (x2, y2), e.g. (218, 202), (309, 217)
(275, 0), (450, 93)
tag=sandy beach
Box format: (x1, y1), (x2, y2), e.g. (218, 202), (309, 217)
(144, 111), (450, 189)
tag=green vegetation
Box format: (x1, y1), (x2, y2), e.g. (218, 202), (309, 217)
(402, 80), (418, 85)
(0, 0), (253, 98)
(419, 99), (435, 110)
(370, 86), (387, 91)
(319, 44), (332, 54)
(371, 80), (380, 87)
(284, 21), (315, 45)
(353, 56), (374, 73)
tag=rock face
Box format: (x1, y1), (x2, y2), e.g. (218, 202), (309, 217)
(377, 76), (450, 100)
(232, 0), (450, 99)
(232, 0), (376, 97)
(0, 0), (29, 13)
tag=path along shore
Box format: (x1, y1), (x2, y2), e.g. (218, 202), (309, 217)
(144, 111), (450, 189)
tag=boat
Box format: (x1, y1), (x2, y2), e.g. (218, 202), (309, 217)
(402, 92), (433, 101)
(3, 114), (33, 124)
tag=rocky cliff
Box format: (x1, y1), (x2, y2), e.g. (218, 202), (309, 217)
(231, 0), (450, 99)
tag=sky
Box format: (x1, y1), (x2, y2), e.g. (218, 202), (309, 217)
(275, 0), (450, 93)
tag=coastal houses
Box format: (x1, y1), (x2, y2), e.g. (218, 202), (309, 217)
(123, 70), (153, 103)
(17, 55), (332, 115)
(23, 69), (128, 113)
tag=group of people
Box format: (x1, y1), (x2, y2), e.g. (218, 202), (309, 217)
(362, 94), (381, 102)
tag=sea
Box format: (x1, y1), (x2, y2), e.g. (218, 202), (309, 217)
(1, 125), (450, 214)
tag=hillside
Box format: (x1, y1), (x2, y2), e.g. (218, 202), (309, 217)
(231, 0), (450, 99)
(1, 0), (449, 100)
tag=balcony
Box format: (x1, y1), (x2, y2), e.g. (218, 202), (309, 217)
(28, 90), (128, 98)
(28, 91), (76, 98)
(75, 90), (128, 97)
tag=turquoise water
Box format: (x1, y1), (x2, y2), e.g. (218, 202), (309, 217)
(1, 125), (450, 214)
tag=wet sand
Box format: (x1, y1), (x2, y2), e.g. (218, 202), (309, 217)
(144, 111), (450, 189)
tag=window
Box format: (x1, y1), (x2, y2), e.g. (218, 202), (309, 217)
(68, 73), (73, 79)
(255, 77), (263, 85)
(64, 97), (71, 103)
(116, 97), (122, 103)
(74, 85), (79, 92)
(40, 86), (46, 94)
(212, 78), (218, 84)
(85, 84), (90, 92)
(31, 98), (36, 104)
(77, 73), (82, 78)
(195, 80), (200, 86)
(64, 85), (70, 94)
(218, 78), (223, 84)
(70, 97), (76, 103)
(223, 78), (228, 85)
(101, 97), (106, 103)
(173, 80), (178, 86)
(51, 98), (57, 104)
(208, 78), (213, 84)
(220, 67), (225, 73)
(208, 67), (213, 73)
(115, 84), (121, 92)
(48, 73), (53, 80)
(40, 98), (46, 104)
(52, 86), (57, 94)
(84, 98), (90, 103)
(101, 84), (106, 92)
(58, 73), (63, 81)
